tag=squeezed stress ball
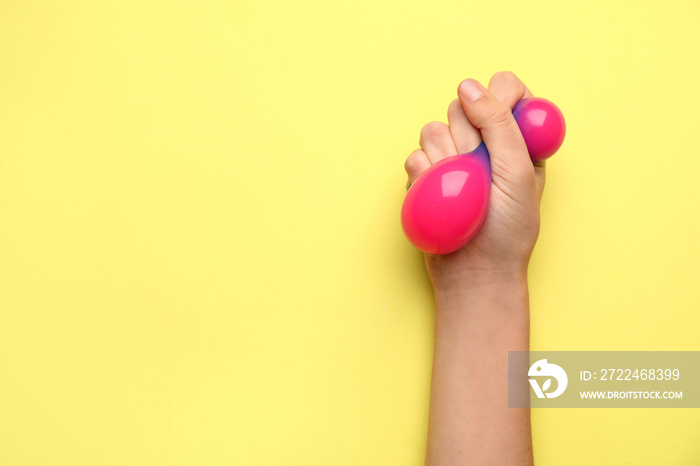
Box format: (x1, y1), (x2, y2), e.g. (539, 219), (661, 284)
(512, 97), (566, 162)
(401, 97), (565, 255)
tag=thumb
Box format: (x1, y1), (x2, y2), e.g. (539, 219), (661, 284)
(457, 79), (532, 181)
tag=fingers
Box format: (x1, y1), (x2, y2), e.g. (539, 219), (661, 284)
(487, 71), (534, 109)
(457, 78), (532, 179)
(447, 99), (482, 154)
(405, 117), (460, 190)
(404, 148), (431, 186)
(407, 72), (545, 195)
(418, 121), (457, 164)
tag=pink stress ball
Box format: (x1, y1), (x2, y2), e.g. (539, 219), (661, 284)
(401, 97), (565, 255)
(401, 142), (491, 255)
(512, 97), (566, 162)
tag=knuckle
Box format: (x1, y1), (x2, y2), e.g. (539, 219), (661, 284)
(404, 150), (425, 173)
(447, 99), (463, 120)
(484, 102), (515, 127)
(448, 98), (462, 113)
(419, 121), (450, 143)
(491, 70), (519, 85)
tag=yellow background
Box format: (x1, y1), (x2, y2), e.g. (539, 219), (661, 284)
(1, 0), (699, 464)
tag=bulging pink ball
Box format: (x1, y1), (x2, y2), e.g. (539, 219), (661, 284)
(401, 143), (491, 255)
(512, 97), (566, 162)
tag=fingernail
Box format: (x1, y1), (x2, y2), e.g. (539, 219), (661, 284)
(459, 79), (485, 103)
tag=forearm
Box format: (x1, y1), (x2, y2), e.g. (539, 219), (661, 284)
(425, 268), (533, 466)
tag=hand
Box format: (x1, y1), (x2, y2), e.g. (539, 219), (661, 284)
(404, 72), (546, 289)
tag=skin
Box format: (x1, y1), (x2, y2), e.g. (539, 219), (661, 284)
(404, 72), (545, 466)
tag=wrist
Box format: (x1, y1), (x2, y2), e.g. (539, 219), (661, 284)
(432, 266), (529, 317)
(429, 261), (529, 293)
